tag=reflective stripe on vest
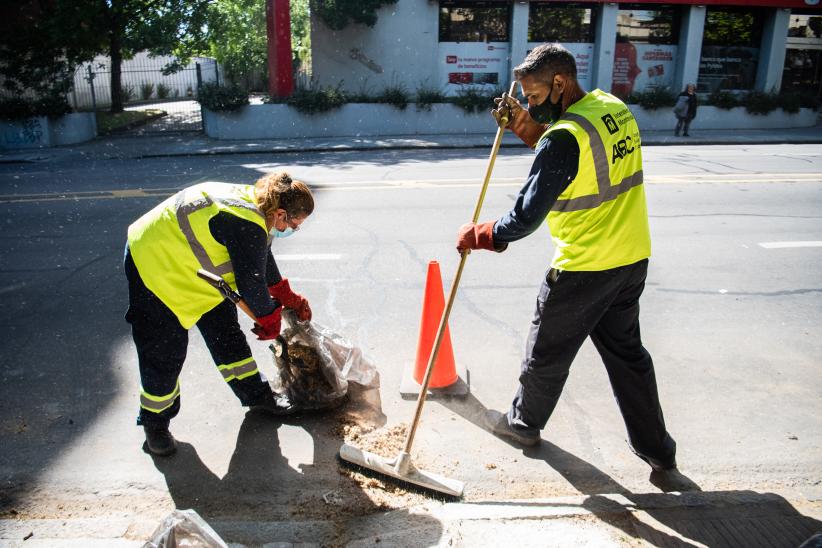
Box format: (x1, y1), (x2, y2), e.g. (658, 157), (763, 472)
(140, 380), (180, 414)
(550, 112), (644, 213)
(128, 183), (269, 328)
(175, 191), (264, 277)
(540, 90), (651, 271)
(218, 356), (259, 382)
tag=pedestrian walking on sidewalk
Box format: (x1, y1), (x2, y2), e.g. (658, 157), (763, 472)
(125, 173), (314, 457)
(456, 43), (677, 471)
(673, 83), (698, 137)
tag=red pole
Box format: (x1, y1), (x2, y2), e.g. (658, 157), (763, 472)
(266, 0), (294, 97)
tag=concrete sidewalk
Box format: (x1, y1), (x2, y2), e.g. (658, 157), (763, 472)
(2, 491), (821, 547)
(1, 123), (821, 164)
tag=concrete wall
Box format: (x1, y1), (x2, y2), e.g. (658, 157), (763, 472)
(311, 2), (440, 95)
(203, 103), (498, 139)
(203, 103), (817, 140)
(0, 112), (97, 150)
(635, 105), (817, 130)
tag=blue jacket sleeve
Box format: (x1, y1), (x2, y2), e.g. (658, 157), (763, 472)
(492, 129), (580, 246)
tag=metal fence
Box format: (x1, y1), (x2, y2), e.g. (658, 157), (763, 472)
(69, 53), (219, 133)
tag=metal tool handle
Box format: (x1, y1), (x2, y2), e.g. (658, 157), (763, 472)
(197, 268), (258, 322)
(401, 81), (517, 455)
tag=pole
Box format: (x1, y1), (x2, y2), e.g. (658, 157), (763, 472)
(87, 65), (97, 112)
(266, 0), (294, 97)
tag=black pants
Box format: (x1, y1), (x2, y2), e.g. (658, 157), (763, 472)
(510, 259), (675, 462)
(125, 249), (270, 427)
(675, 116), (691, 135)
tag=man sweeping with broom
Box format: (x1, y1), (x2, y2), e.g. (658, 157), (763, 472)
(456, 43), (677, 472)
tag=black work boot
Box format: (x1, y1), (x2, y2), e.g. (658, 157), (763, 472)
(248, 391), (299, 416)
(143, 425), (177, 457)
(629, 441), (676, 472)
(485, 409), (540, 447)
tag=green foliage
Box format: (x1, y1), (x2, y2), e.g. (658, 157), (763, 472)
(0, 0), (211, 113)
(311, 0), (399, 30)
(777, 92), (801, 114)
(283, 83), (347, 115)
(415, 83), (446, 111)
(34, 94), (72, 118)
(206, 0), (268, 89)
(120, 84), (136, 104)
(197, 83), (250, 111)
(290, 0), (312, 72)
(0, 95), (72, 120)
(626, 88), (676, 110)
(703, 9), (760, 47)
(140, 82), (155, 100)
(452, 86), (502, 115)
(707, 89), (739, 110)
(796, 91), (820, 110)
(743, 91), (778, 116)
(156, 83), (171, 99)
(0, 98), (34, 121)
(374, 82), (410, 110)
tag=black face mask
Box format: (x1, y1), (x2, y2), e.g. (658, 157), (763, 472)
(528, 86), (563, 125)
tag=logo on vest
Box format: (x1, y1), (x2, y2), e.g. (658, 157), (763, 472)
(601, 114), (619, 135)
(612, 136), (635, 164)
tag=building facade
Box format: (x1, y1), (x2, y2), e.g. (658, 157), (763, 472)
(311, 0), (822, 101)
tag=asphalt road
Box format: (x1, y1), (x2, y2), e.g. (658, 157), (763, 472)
(0, 144), (820, 541)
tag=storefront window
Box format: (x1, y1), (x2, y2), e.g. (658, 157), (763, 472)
(698, 7), (765, 93)
(528, 3), (596, 43)
(616, 5), (679, 45)
(527, 3), (597, 91)
(438, 1), (511, 94)
(611, 4), (681, 99)
(787, 13), (822, 39)
(784, 12), (822, 103)
(439, 1), (510, 42)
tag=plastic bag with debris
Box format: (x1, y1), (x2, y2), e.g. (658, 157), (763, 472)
(143, 509), (227, 548)
(269, 309), (378, 410)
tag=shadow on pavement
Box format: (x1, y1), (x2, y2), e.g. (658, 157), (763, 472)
(148, 385), (444, 546)
(438, 393), (822, 548)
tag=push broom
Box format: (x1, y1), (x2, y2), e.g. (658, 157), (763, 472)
(338, 82), (518, 498)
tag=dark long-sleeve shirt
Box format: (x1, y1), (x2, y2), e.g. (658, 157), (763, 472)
(209, 212), (282, 318)
(492, 129), (580, 247)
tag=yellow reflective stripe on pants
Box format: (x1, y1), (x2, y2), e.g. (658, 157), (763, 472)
(140, 380), (181, 414)
(218, 356), (258, 382)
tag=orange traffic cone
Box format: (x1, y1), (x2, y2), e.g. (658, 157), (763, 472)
(400, 261), (469, 397)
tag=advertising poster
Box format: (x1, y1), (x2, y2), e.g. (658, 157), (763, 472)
(438, 42), (510, 95)
(612, 43), (678, 98)
(527, 42), (595, 92)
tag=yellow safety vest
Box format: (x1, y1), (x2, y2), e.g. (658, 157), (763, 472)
(539, 89), (651, 271)
(127, 182), (268, 328)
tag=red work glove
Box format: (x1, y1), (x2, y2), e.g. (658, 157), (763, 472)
(456, 221), (497, 253)
(251, 308), (282, 340)
(492, 93), (547, 149)
(268, 279), (312, 322)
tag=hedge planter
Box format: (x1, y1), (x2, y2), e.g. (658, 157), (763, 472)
(631, 105), (817, 132)
(0, 112), (97, 150)
(204, 103), (818, 141)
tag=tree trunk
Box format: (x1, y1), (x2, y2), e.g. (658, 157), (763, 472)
(108, 3), (123, 113)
